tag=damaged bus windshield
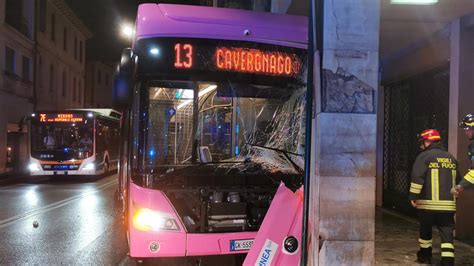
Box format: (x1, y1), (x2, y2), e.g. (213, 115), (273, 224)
(131, 80), (306, 187)
(129, 38), (308, 189)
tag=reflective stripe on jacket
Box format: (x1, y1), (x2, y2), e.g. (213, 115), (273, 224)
(459, 138), (474, 188)
(409, 142), (461, 212)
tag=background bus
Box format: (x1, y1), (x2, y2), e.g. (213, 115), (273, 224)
(114, 3), (307, 262)
(28, 109), (121, 176)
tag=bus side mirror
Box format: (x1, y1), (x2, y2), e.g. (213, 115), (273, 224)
(113, 48), (135, 110)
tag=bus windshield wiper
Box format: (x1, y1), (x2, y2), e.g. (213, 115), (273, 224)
(245, 143), (304, 176)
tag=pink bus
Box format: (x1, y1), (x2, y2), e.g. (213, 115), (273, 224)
(114, 3), (308, 263)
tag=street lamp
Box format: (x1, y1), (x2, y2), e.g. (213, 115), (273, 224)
(121, 23), (134, 39)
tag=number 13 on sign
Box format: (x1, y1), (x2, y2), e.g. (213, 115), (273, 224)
(174, 43), (193, 68)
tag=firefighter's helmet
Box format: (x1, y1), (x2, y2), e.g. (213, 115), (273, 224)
(459, 114), (474, 129)
(417, 129), (441, 142)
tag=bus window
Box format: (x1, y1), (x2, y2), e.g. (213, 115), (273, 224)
(95, 120), (108, 159)
(146, 87), (195, 165)
(31, 120), (94, 161)
(199, 92), (233, 161)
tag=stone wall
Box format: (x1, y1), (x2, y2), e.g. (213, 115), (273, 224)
(314, 0), (380, 264)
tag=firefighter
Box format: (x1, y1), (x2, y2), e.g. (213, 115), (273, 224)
(409, 129), (460, 266)
(452, 114), (474, 195)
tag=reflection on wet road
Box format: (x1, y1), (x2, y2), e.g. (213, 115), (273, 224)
(0, 175), (128, 265)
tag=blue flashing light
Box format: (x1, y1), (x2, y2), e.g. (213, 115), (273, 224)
(150, 48), (160, 55)
(235, 124), (239, 134)
(149, 149), (155, 157)
(218, 125), (222, 129)
(235, 146), (239, 156)
(64, 148), (69, 153)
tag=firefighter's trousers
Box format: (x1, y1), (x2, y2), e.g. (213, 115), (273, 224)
(418, 210), (455, 263)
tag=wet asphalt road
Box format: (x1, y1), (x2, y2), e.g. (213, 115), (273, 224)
(0, 175), (245, 266)
(0, 174), (129, 265)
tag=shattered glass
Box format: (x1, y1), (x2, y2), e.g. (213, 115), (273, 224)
(141, 78), (306, 178)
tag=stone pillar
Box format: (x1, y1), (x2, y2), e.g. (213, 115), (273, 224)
(448, 16), (474, 240)
(315, 0), (380, 264)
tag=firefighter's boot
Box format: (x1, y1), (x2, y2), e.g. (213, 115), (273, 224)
(440, 257), (454, 266)
(416, 247), (432, 264)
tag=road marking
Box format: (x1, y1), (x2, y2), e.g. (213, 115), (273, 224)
(0, 179), (118, 229)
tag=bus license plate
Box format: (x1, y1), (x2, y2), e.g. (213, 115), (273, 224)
(230, 239), (254, 251)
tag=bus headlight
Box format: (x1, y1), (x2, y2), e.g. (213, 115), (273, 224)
(82, 163), (95, 170)
(28, 163), (40, 172)
(132, 208), (179, 232)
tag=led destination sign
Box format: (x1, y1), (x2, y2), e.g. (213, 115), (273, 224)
(39, 113), (84, 123)
(215, 47), (299, 76)
(173, 43), (300, 77)
(137, 38), (306, 83)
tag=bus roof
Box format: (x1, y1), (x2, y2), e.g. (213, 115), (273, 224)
(70, 109), (121, 119)
(135, 4), (308, 48)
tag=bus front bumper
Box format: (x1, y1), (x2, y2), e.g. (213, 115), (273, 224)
(29, 169), (97, 176)
(129, 231), (257, 258)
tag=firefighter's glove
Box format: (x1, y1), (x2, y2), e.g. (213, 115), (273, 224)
(450, 185), (464, 197)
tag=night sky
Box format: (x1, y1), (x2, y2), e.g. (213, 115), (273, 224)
(65, 0), (201, 62)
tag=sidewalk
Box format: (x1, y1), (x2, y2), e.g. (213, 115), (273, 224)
(376, 208), (474, 265)
(0, 171), (28, 186)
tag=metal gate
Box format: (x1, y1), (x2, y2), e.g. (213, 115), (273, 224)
(383, 66), (450, 214)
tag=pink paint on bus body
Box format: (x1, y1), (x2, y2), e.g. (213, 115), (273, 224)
(135, 4), (308, 49)
(129, 182), (186, 257)
(187, 232), (257, 256)
(126, 3), (308, 260)
(129, 182), (258, 257)
(243, 183), (304, 265)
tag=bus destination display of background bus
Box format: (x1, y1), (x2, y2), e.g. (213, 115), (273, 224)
(137, 38), (306, 83)
(38, 113), (84, 123)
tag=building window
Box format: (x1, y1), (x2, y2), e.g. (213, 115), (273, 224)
(22, 56), (31, 81)
(51, 14), (55, 42)
(63, 28), (67, 51)
(79, 41), (83, 63)
(5, 0), (29, 37)
(74, 37), (77, 60)
(78, 80), (82, 104)
(49, 64), (55, 92)
(5, 47), (15, 74)
(38, 56), (43, 87)
(62, 71), (67, 96)
(97, 70), (101, 84)
(73, 77), (77, 101)
(39, 0), (46, 32)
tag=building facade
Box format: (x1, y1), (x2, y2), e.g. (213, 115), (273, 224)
(0, 0), (35, 174)
(0, 0), (91, 174)
(85, 61), (114, 108)
(36, 0), (92, 111)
